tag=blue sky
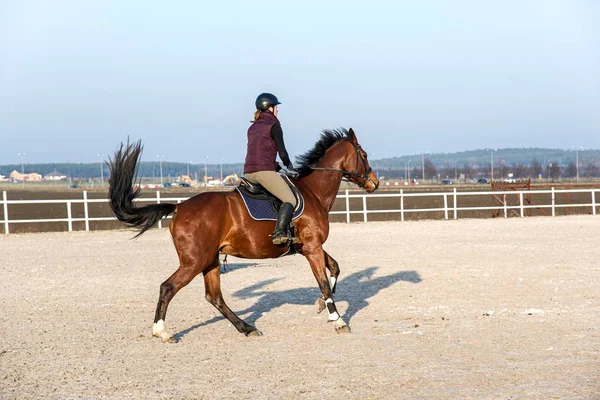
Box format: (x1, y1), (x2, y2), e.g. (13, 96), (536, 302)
(1, 1), (599, 164)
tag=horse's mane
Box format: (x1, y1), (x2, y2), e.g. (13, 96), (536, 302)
(294, 128), (350, 178)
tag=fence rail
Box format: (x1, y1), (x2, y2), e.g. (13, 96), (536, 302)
(1, 188), (599, 234)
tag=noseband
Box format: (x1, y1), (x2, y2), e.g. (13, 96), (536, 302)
(310, 142), (376, 189)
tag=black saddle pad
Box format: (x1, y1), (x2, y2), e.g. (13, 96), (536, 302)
(235, 176), (304, 221)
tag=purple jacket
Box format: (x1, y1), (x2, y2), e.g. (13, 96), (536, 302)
(244, 112), (280, 174)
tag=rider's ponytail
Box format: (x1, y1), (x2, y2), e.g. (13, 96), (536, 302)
(251, 109), (261, 123)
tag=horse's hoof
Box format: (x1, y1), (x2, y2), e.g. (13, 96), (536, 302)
(336, 325), (351, 334)
(159, 335), (177, 344)
(246, 329), (263, 337)
(333, 319), (351, 334)
(315, 297), (326, 314)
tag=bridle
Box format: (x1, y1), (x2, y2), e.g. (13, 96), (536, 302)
(310, 141), (376, 189)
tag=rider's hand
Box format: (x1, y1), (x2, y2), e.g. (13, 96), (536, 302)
(286, 162), (294, 171)
(287, 167), (299, 179)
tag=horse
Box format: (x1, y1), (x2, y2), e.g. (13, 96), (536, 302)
(108, 127), (379, 342)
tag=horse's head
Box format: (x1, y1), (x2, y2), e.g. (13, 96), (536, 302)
(340, 128), (379, 193)
(295, 127), (380, 192)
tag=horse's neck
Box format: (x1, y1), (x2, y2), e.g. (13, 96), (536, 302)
(301, 155), (344, 212)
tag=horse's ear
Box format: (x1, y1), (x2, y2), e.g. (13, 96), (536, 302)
(348, 128), (358, 144)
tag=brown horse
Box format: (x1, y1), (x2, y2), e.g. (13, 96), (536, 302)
(108, 128), (379, 342)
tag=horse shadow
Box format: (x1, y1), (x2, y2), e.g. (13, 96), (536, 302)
(174, 266), (421, 340)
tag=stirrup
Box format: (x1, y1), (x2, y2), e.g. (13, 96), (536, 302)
(271, 232), (299, 245)
(271, 232), (288, 245)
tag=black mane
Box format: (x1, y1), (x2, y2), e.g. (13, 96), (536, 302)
(294, 128), (350, 178)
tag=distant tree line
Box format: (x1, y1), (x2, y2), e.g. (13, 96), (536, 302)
(0, 162), (244, 181)
(1, 147), (598, 181)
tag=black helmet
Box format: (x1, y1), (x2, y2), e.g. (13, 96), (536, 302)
(255, 93), (281, 111)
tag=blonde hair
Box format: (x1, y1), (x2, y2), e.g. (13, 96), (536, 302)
(251, 109), (261, 123)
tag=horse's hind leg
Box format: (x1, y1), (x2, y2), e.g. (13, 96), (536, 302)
(152, 266), (201, 343)
(316, 250), (340, 313)
(203, 258), (262, 337)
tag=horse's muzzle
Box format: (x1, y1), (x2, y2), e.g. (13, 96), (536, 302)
(365, 172), (379, 193)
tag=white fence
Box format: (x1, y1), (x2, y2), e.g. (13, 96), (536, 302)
(1, 188), (599, 234)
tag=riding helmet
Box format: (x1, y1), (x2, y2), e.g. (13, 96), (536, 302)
(255, 93), (281, 111)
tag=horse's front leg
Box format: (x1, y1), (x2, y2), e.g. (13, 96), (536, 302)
(304, 245), (350, 334)
(315, 250), (340, 313)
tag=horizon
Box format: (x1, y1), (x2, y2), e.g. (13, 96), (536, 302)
(0, 145), (597, 169)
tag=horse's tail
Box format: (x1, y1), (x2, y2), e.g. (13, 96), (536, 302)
(108, 140), (176, 237)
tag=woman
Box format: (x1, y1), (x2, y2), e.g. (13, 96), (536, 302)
(244, 93), (298, 245)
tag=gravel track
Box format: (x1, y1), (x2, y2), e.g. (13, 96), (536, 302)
(1, 216), (598, 399)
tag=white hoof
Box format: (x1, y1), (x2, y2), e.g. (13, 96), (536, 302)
(152, 320), (177, 343)
(333, 318), (351, 334)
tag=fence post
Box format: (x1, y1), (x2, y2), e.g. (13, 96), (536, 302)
(592, 189), (596, 216)
(453, 188), (458, 220)
(2, 191), (8, 234)
(400, 189), (404, 222)
(503, 194), (507, 218)
(443, 194), (448, 220)
(83, 191), (90, 232)
(362, 195), (367, 222)
(157, 191), (162, 229)
(519, 191), (524, 217)
(67, 201), (73, 232)
(551, 187), (555, 217)
(345, 189), (350, 223)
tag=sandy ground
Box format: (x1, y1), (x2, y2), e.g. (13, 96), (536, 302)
(0, 216), (599, 399)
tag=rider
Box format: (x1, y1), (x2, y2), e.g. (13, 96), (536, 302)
(244, 93), (298, 245)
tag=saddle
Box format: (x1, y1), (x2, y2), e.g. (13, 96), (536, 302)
(235, 175), (304, 221)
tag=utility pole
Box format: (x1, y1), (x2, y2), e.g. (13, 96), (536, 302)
(97, 154), (104, 187)
(18, 152), (25, 187)
(157, 155), (164, 185)
(220, 158), (224, 181)
(418, 151), (429, 183)
(490, 149), (497, 181)
(576, 147), (581, 182)
(454, 160), (457, 182)
(205, 156), (209, 186)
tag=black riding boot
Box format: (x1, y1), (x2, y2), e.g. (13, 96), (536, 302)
(271, 202), (294, 245)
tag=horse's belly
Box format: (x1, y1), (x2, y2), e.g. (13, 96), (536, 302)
(219, 241), (292, 260)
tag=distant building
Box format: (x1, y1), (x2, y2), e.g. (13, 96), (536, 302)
(0, 174), (7, 182)
(43, 171), (67, 181)
(9, 170), (42, 182)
